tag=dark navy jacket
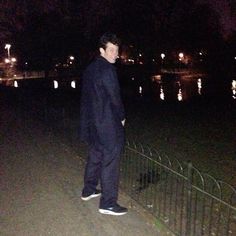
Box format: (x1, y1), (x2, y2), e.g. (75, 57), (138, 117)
(79, 56), (125, 150)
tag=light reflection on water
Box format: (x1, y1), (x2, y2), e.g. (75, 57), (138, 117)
(232, 80), (236, 99)
(148, 74), (235, 102)
(1, 75), (235, 102)
(197, 78), (202, 95)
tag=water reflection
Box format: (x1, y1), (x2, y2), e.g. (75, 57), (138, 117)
(149, 74), (236, 102)
(151, 74), (200, 101)
(139, 86), (143, 95)
(71, 80), (76, 89)
(160, 85), (164, 100)
(13, 80), (18, 88)
(197, 78), (202, 95)
(1, 74), (235, 102)
(53, 80), (58, 89)
(177, 88), (183, 101)
(232, 80), (236, 99)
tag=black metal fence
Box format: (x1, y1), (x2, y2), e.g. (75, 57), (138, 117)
(120, 141), (236, 236)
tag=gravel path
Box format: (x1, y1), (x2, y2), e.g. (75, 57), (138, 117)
(0, 102), (168, 236)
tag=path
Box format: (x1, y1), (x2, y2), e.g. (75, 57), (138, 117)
(0, 100), (169, 236)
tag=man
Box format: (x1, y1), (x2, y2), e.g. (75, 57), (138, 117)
(79, 33), (127, 216)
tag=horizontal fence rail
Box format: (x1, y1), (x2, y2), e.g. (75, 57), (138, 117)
(120, 141), (236, 236)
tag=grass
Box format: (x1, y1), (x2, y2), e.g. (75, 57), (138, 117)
(124, 97), (236, 187)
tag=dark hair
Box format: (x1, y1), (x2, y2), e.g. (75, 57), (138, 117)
(99, 32), (120, 50)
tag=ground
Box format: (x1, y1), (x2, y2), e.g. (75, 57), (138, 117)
(0, 100), (171, 236)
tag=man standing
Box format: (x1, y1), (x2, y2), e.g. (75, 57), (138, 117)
(79, 33), (127, 216)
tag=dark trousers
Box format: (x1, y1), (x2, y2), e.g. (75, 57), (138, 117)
(82, 141), (124, 208)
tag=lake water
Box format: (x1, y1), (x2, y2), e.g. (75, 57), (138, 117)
(1, 72), (236, 103)
(129, 73), (236, 102)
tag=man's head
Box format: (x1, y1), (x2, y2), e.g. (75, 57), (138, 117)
(99, 33), (120, 64)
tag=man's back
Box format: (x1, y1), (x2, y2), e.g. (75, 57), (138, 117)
(79, 56), (124, 150)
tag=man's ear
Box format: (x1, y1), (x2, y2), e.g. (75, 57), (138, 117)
(99, 47), (105, 56)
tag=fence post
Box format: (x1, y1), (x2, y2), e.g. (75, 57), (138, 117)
(186, 161), (193, 235)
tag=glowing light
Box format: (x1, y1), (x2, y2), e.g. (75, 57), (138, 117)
(5, 44), (11, 49)
(151, 75), (161, 82)
(177, 89), (183, 101)
(161, 53), (165, 59)
(11, 57), (16, 62)
(179, 52), (184, 61)
(71, 80), (76, 88)
(197, 78), (202, 88)
(14, 80), (18, 88)
(197, 78), (202, 95)
(232, 80), (236, 99)
(128, 58), (134, 63)
(53, 80), (58, 89)
(5, 58), (10, 63)
(160, 86), (165, 100)
(5, 44), (11, 58)
(232, 80), (236, 88)
(139, 86), (143, 94)
(69, 56), (75, 60)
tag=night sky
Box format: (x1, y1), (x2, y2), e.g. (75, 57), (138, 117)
(0, 0), (235, 68)
(203, 0), (236, 37)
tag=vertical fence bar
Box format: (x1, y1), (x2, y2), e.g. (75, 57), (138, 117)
(178, 173), (185, 236)
(192, 190), (197, 235)
(186, 162), (193, 235)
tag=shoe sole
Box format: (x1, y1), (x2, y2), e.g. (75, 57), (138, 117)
(81, 193), (101, 201)
(98, 209), (127, 216)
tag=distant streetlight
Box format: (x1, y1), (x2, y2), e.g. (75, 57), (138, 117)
(5, 44), (11, 58)
(160, 53), (165, 69)
(68, 56), (75, 66)
(179, 53), (184, 61)
(4, 58), (10, 63)
(161, 53), (165, 60)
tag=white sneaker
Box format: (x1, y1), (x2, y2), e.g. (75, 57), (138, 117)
(81, 190), (101, 201)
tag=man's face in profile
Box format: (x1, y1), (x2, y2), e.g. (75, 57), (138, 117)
(100, 42), (119, 64)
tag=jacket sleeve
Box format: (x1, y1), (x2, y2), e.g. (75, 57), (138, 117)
(101, 67), (125, 121)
